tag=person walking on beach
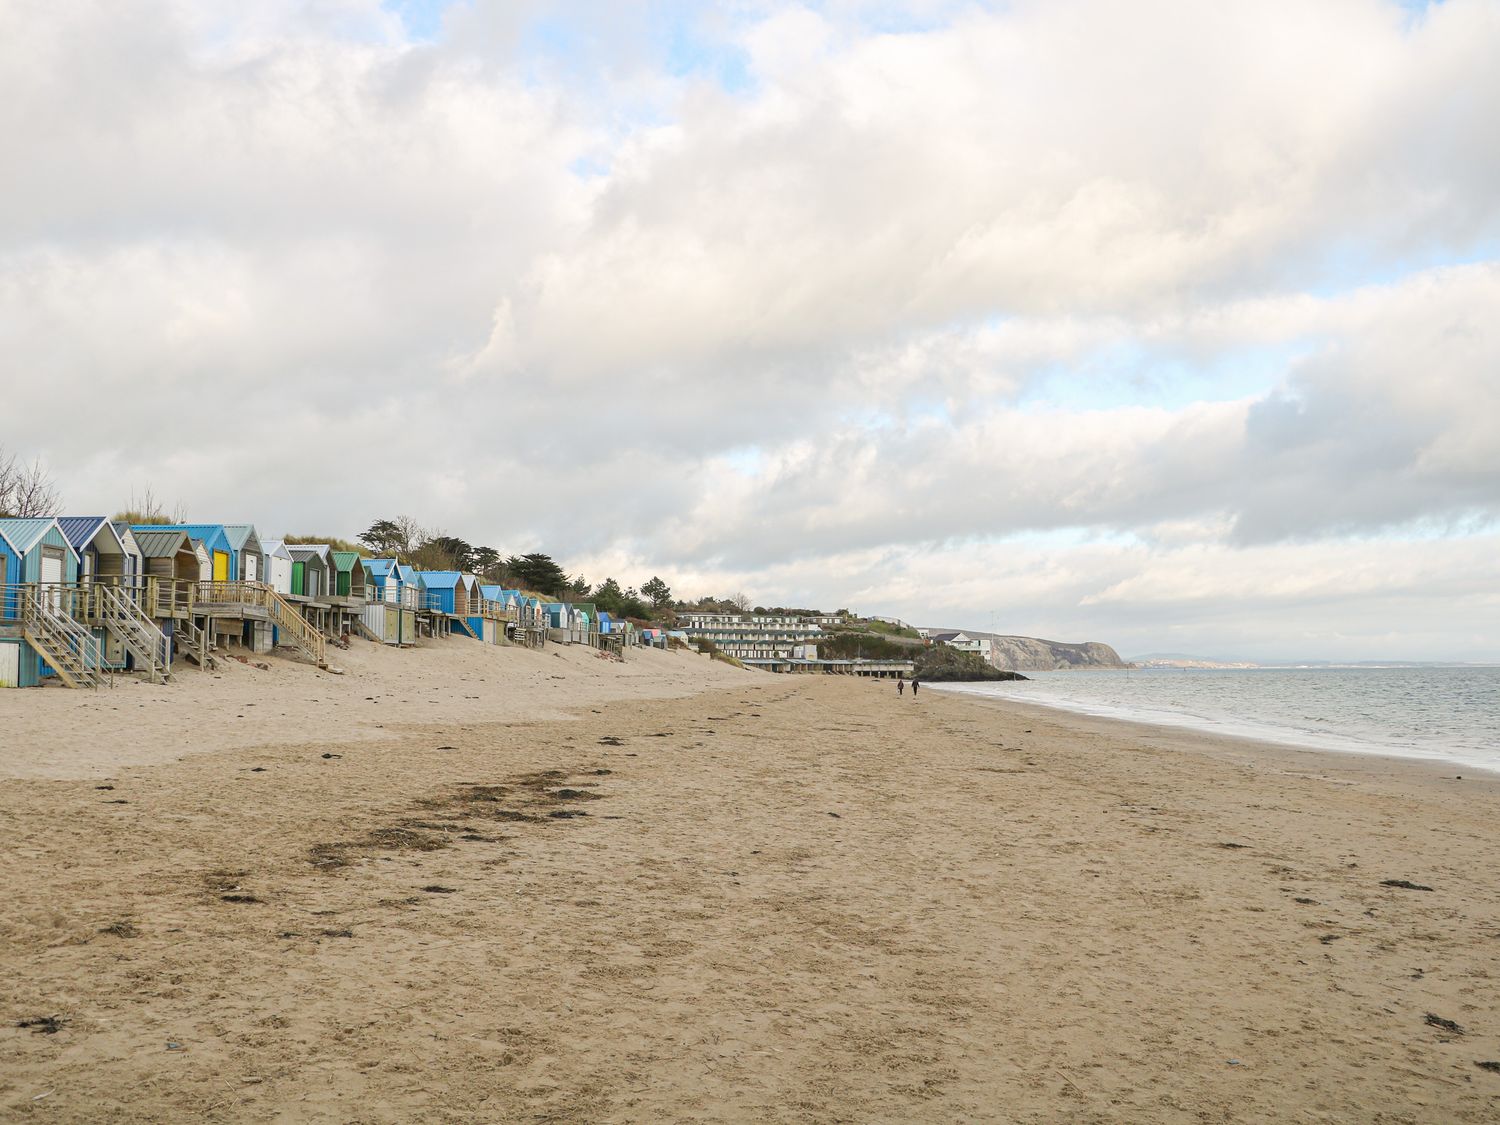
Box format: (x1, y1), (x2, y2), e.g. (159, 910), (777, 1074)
(897, 675), (905, 696)
(911, 678), (920, 697)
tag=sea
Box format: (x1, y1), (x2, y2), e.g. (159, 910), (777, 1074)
(930, 666), (1500, 774)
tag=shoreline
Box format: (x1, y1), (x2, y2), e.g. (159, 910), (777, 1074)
(928, 677), (1500, 779)
(929, 686), (1500, 796)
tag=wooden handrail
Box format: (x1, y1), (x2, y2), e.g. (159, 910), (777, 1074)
(188, 580), (325, 666)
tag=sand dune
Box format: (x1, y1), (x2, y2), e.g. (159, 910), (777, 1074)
(3, 640), (1499, 1121)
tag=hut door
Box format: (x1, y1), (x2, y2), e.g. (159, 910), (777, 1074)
(292, 561), (305, 595)
(244, 553), (258, 582)
(41, 549), (64, 610)
(213, 551), (229, 582)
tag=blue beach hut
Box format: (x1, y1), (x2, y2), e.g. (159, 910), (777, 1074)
(364, 559), (400, 603)
(417, 571), (462, 615)
(0, 518), (85, 687)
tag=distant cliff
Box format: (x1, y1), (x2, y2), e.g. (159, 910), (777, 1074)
(992, 636), (1128, 671)
(926, 630), (1130, 671)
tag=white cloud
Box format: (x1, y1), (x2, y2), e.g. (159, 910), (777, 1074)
(2, 0), (1498, 657)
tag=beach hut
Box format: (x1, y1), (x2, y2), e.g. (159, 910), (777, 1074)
(418, 571), (462, 614)
(395, 564), (422, 609)
(0, 518), (94, 687)
(571, 603), (598, 645)
(56, 517), (167, 676)
(360, 558), (415, 645)
(134, 525), (237, 582)
(261, 540), (295, 595)
(287, 545), (330, 600)
(221, 525), (265, 585)
(189, 539), (212, 581)
(57, 517), (143, 589)
(0, 518), (80, 594)
(329, 551), (368, 601)
(460, 574), (487, 637)
(129, 527), (199, 618)
(363, 559), (400, 603)
(414, 572), (488, 638)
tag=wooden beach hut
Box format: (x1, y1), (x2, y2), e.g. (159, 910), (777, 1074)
(56, 517), (169, 679)
(57, 517), (143, 589)
(134, 524), (237, 582)
(129, 527), (198, 616)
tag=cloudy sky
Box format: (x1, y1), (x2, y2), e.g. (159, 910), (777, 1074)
(3, 0), (1498, 661)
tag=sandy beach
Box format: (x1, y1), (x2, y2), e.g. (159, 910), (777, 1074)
(4, 641), (1500, 1122)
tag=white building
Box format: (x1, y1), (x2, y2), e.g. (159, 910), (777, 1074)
(677, 612), (824, 660)
(928, 631), (998, 664)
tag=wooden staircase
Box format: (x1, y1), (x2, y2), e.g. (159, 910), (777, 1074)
(176, 615), (217, 670)
(21, 590), (103, 689)
(92, 584), (171, 683)
(452, 616), (480, 640)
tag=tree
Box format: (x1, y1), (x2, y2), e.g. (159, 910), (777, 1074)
(591, 577), (649, 620)
(641, 576), (672, 608)
(358, 519), (407, 556)
(471, 546), (502, 580)
(424, 535), (476, 571)
(0, 451), (60, 518)
(357, 515), (425, 558)
(730, 591), (752, 613)
(567, 575), (591, 598)
(506, 552), (570, 597)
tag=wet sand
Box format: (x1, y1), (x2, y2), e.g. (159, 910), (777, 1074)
(3, 645), (1499, 1122)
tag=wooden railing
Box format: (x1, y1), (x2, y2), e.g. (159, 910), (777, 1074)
(93, 583), (171, 683)
(190, 580), (326, 666)
(13, 586), (103, 689)
(479, 599), (518, 622)
(146, 577), (194, 618)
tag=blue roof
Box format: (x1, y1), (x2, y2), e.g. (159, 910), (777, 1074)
(56, 516), (113, 552)
(364, 558), (398, 579)
(133, 524), (232, 553)
(417, 570), (462, 589)
(221, 524), (260, 551)
(0, 517), (61, 556)
(479, 584), (504, 599)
